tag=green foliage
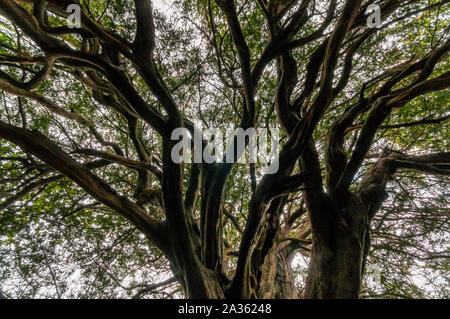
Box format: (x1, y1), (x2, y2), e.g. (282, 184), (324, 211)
(0, 0), (448, 299)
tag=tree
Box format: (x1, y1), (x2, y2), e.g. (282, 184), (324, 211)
(0, 0), (449, 299)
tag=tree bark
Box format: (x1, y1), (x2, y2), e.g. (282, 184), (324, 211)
(304, 225), (367, 298)
(303, 192), (370, 299)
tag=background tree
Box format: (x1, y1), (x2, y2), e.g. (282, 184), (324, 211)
(0, 0), (448, 298)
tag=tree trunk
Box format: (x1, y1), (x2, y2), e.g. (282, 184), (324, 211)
(170, 260), (225, 299)
(304, 230), (365, 298)
(304, 195), (370, 299)
(228, 197), (299, 299)
(258, 241), (299, 299)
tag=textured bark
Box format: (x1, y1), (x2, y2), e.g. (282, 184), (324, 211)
(304, 194), (369, 299)
(258, 242), (298, 299)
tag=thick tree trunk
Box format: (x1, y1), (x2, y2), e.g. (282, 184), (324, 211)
(258, 242), (298, 299)
(170, 260), (225, 299)
(227, 198), (299, 299)
(170, 195), (372, 299)
(304, 228), (366, 298)
(304, 194), (370, 299)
